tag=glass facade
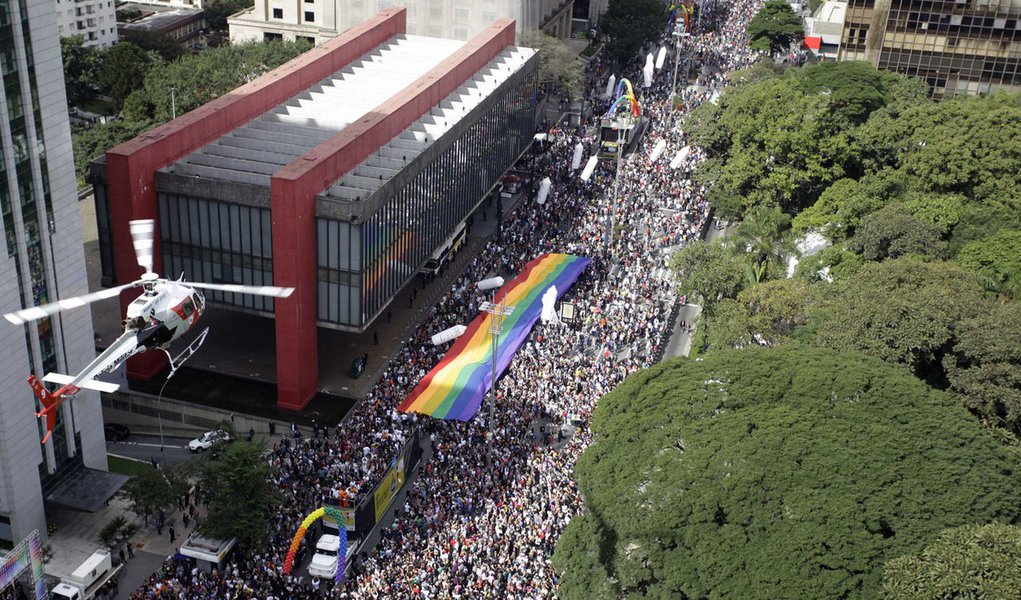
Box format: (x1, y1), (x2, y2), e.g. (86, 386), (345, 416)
(1, 0), (76, 478)
(157, 194), (277, 314)
(841, 0), (1021, 97)
(318, 65), (538, 328)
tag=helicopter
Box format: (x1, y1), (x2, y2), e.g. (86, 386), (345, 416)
(3, 219), (294, 444)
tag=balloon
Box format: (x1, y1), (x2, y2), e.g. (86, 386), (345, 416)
(604, 74), (616, 99)
(571, 143), (584, 171)
(536, 177), (552, 205)
(643, 64), (654, 88)
(283, 506), (349, 584)
(580, 156), (598, 182)
(649, 139), (667, 163)
(604, 78), (640, 121)
(656, 46), (667, 70)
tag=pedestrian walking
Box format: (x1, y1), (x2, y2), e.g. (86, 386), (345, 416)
(169, 525), (176, 543)
(127, 542), (134, 559)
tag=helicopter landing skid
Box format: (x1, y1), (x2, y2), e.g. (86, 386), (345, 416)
(160, 327), (210, 380)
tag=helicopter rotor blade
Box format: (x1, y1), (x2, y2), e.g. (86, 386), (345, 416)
(186, 282), (294, 298)
(129, 219), (155, 274)
(3, 283), (137, 325)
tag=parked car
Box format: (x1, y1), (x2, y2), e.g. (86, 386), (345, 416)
(103, 424), (130, 442)
(188, 430), (231, 452)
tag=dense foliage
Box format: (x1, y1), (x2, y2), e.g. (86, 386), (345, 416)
(197, 441), (281, 549)
(746, 1), (804, 55)
(554, 345), (1021, 599)
(599, 0), (667, 68)
(883, 523), (1021, 599)
(70, 40), (310, 187)
(518, 31), (585, 100)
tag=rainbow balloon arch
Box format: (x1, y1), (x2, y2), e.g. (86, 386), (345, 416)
(604, 78), (640, 127)
(283, 506), (348, 584)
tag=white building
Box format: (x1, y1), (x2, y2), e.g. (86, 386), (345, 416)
(804, 1), (846, 61)
(229, 0), (574, 44)
(0, 0), (110, 545)
(54, 0), (118, 48)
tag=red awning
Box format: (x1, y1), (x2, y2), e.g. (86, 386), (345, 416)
(803, 36), (822, 50)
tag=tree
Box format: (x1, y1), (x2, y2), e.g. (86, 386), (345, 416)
(810, 258), (988, 383)
(731, 204), (792, 270)
(99, 42), (159, 110)
(123, 40), (311, 122)
(668, 240), (745, 315)
(955, 229), (1021, 298)
(791, 170), (903, 240)
(71, 119), (154, 188)
(197, 440), (281, 549)
(554, 345), (1021, 599)
(746, 1), (804, 56)
(122, 465), (190, 523)
(703, 298), (754, 351)
(518, 31), (584, 101)
(61, 35), (100, 106)
(883, 523), (1021, 599)
(599, 0), (666, 68)
(121, 29), (185, 62)
(847, 203), (947, 261)
(203, 0), (253, 31)
(944, 302), (1021, 433)
(737, 278), (817, 344)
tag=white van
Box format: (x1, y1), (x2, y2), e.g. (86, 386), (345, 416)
(307, 534), (340, 579)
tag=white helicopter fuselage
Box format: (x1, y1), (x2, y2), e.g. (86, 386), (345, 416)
(123, 278), (206, 348)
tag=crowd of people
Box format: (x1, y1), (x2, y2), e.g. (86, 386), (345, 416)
(130, 0), (764, 597)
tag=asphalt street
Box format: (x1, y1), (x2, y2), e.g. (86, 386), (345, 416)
(107, 434), (202, 469)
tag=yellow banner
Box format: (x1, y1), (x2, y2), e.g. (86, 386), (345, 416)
(373, 456), (407, 521)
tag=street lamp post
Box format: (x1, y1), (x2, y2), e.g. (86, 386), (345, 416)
(671, 30), (691, 106)
(478, 275), (513, 468)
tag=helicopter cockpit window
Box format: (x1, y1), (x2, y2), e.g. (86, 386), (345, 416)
(181, 299), (195, 318)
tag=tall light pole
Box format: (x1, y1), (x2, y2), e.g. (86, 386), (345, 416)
(671, 30), (690, 107)
(170, 86), (177, 120)
(478, 276), (513, 468)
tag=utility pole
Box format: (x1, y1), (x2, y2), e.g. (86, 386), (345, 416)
(170, 87), (177, 120)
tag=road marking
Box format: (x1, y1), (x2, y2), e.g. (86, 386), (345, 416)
(115, 441), (185, 449)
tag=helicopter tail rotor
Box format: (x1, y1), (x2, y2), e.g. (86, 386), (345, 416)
(129, 219), (155, 274)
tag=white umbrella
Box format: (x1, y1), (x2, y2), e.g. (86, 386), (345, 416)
(571, 142), (584, 171)
(655, 46), (667, 70)
(649, 139), (667, 163)
(536, 177), (552, 205)
(580, 156), (599, 182)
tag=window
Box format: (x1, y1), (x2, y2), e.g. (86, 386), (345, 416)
(304, 10), (314, 21)
(264, 31), (282, 40)
(300, 35), (315, 45)
(272, 7), (282, 18)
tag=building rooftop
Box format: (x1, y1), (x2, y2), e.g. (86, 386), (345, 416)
(165, 34), (466, 187)
(325, 45), (534, 202)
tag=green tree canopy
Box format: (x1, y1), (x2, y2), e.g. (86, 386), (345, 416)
(955, 229), (1021, 298)
(554, 345), (1021, 599)
(122, 465), (190, 522)
(810, 258), (987, 382)
(61, 35), (100, 107)
(204, 0), (254, 30)
(944, 302), (1021, 433)
(883, 523), (1021, 599)
(519, 31), (585, 100)
(746, 1), (804, 55)
(599, 0), (666, 68)
(669, 239), (746, 315)
(847, 203), (947, 261)
(197, 440), (281, 549)
(98, 42), (159, 110)
(123, 39), (311, 122)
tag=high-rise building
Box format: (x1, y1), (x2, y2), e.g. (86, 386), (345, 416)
(54, 0), (117, 48)
(0, 0), (109, 545)
(228, 0), (573, 44)
(839, 0), (1021, 97)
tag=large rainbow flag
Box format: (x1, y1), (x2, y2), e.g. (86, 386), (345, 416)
(398, 253), (590, 420)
